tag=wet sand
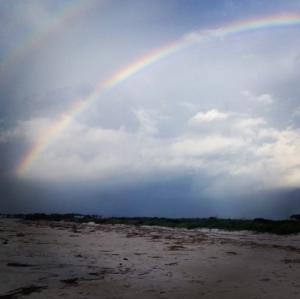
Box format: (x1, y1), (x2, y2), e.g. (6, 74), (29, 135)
(0, 218), (300, 298)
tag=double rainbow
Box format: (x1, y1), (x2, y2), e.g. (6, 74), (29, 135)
(0, 0), (93, 79)
(17, 12), (300, 175)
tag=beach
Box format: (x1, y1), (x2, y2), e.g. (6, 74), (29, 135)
(0, 218), (299, 298)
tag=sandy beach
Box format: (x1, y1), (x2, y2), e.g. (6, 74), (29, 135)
(0, 218), (299, 298)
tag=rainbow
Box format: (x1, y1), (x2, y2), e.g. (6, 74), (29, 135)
(0, 0), (93, 79)
(17, 12), (300, 175)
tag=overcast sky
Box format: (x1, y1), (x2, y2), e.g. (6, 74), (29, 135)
(1, 0), (300, 218)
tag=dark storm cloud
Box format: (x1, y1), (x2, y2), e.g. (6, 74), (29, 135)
(1, 174), (299, 219)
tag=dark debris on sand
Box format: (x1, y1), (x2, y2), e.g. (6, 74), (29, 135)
(0, 285), (47, 299)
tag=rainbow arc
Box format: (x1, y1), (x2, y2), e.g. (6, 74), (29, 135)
(16, 12), (300, 175)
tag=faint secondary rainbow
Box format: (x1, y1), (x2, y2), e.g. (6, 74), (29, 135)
(17, 12), (300, 175)
(0, 0), (93, 80)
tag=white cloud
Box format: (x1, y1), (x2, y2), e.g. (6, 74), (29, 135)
(241, 90), (274, 105)
(0, 118), (52, 143)
(0, 127), (21, 143)
(133, 108), (161, 135)
(293, 106), (300, 117)
(171, 135), (245, 157)
(256, 94), (274, 105)
(17, 118), (54, 141)
(183, 28), (220, 43)
(13, 114), (300, 191)
(189, 109), (229, 124)
(234, 117), (267, 135)
(255, 129), (300, 187)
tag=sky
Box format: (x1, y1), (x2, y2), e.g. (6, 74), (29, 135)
(1, 0), (300, 218)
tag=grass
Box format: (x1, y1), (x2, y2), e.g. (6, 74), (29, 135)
(4, 213), (300, 235)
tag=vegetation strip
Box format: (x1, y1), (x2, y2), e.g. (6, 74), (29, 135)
(3, 213), (300, 235)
